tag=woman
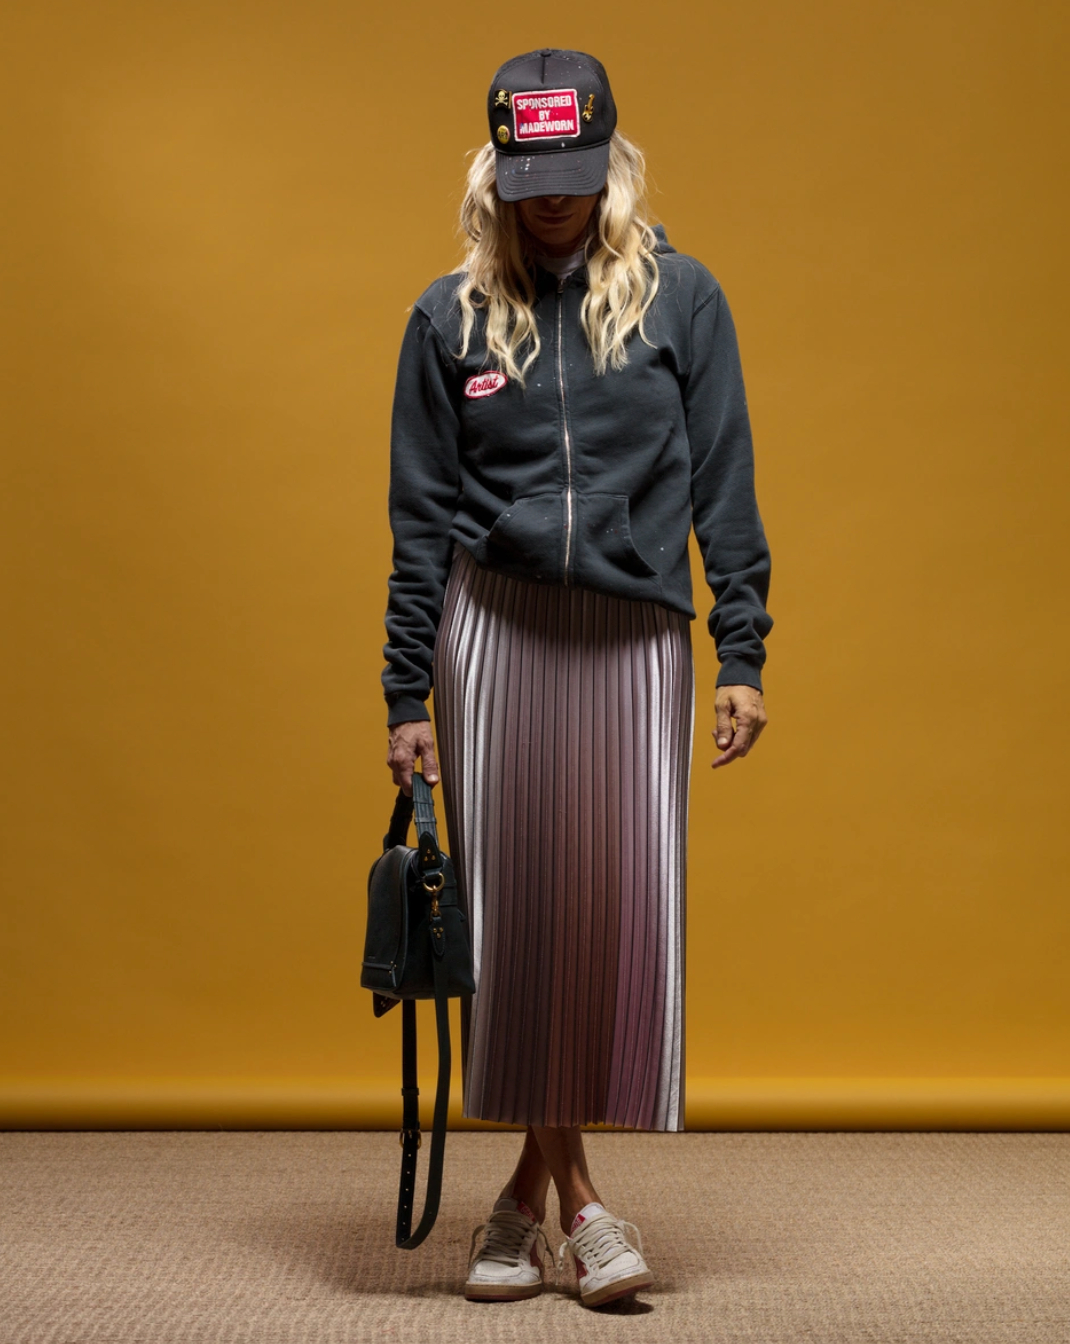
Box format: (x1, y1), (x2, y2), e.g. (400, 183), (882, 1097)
(382, 48), (772, 1308)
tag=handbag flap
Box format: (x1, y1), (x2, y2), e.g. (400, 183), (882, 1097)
(362, 845), (412, 990)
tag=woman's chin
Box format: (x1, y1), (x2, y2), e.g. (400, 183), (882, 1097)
(532, 230), (584, 255)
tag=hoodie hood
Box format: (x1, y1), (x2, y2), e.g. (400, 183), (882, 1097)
(651, 223), (676, 254)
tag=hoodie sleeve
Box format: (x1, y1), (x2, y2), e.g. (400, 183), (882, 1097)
(682, 283), (773, 692)
(381, 303), (462, 726)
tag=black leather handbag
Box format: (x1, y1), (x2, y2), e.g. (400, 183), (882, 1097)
(361, 768), (475, 1249)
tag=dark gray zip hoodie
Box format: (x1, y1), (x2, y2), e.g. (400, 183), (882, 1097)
(382, 225), (773, 726)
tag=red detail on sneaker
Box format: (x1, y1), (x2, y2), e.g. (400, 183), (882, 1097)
(575, 1258), (587, 1279)
(570, 1211), (586, 1235)
(515, 1199), (537, 1224)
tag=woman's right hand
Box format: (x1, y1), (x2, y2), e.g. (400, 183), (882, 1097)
(386, 720), (440, 797)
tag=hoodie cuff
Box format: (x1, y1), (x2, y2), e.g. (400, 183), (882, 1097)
(715, 659), (764, 694)
(386, 695), (432, 728)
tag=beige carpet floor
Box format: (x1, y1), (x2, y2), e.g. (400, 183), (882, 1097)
(1, 1131), (1067, 1343)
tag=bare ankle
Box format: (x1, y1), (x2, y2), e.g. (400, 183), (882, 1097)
(499, 1179), (548, 1226)
(497, 1128), (552, 1225)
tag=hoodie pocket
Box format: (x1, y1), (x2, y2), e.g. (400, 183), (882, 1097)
(479, 493), (566, 584)
(574, 492), (660, 588)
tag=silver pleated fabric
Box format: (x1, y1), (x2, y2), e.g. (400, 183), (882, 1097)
(432, 541), (695, 1132)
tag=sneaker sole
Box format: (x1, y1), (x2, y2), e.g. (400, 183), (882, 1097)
(465, 1280), (543, 1302)
(580, 1269), (655, 1308)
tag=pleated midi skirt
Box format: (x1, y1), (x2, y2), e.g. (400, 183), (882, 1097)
(432, 541), (695, 1132)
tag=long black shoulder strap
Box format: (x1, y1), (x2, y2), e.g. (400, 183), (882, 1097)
(394, 770), (452, 1250)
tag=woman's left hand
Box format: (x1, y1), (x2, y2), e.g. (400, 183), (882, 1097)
(712, 685), (767, 768)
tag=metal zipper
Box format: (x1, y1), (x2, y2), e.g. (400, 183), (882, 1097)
(555, 280), (574, 586)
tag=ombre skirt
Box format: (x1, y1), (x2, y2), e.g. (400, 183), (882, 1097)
(431, 541), (695, 1131)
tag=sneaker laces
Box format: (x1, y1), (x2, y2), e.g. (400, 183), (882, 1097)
(556, 1212), (644, 1281)
(468, 1209), (552, 1273)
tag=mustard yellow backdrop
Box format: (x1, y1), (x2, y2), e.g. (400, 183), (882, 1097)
(2, 1), (1068, 1129)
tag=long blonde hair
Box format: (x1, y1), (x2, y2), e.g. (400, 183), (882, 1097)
(455, 130), (660, 383)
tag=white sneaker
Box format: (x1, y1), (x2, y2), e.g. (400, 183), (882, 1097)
(465, 1196), (551, 1301)
(557, 1204), (655, 1308)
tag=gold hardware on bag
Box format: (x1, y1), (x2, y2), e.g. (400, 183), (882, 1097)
(422, 871), (445, 893)
(400, 1128), (422, 1149)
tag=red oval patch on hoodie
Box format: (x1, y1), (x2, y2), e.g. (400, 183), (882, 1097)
(464, 372), (507, 399)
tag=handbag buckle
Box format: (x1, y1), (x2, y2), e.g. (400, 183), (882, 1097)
(424, 869), (445, 920)
(400, 1127), (422, 1149)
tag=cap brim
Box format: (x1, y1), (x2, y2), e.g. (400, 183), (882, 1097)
(495, 141), (610, 202)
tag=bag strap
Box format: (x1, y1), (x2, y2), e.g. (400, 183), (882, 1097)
(396, 934), (451, 1249)
(394, 768), (452, 1250)
(412, 770), (444, 890)
(383, 790), (414, 851)
(383, 770), (439, 850)
(412, 769), (439, 846)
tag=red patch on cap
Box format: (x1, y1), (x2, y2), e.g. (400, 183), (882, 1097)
(464, 372), (507, 399)
(513, 89), (581, 142)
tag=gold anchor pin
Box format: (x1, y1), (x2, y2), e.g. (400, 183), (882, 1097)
(581, 94), (595, 122)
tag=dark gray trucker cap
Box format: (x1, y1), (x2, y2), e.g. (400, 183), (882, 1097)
(487, 48), (617, 202)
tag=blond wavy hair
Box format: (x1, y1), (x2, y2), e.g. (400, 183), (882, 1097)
(455, 130), (660, 382)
